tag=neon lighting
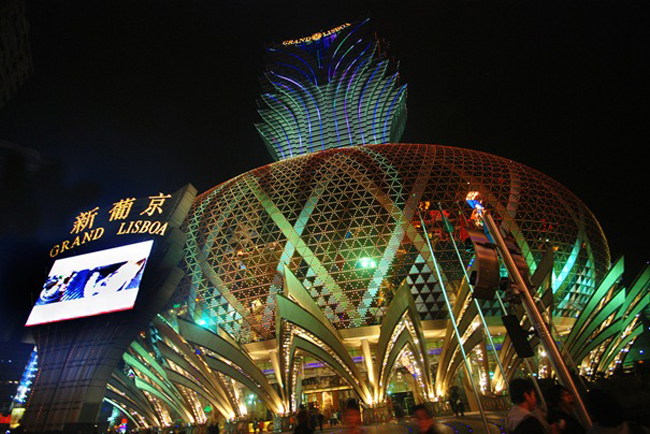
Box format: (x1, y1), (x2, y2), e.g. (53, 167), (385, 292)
(274, 48), (318, 85)
(263, 94), (294, 157)
(256, 19), (406, 159)
(266, 94), (301, 157)
(372, 72), (397, 142)
(270, 135), (285, 160)
(344, 44), (373, 145)
(332, 43), (361, 146)
(358, 62), (382, 144)
(270, 62), (316, 86)
(329, 18), (369, 81)
(382, 84), (406, 142)
(272, 81), (308, 154)
(271, 72), (324, 152)
(332, 40), (360, 82)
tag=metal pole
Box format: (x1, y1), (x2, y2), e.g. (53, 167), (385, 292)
(451, 203), (547, 408)
(440, 203), (510, 396)
(492, 290), (548, 411)
(418, 212), (493, 434)
(549, 318), (590, 393)
(483, 212), (592, 429)
(482, 222), (583, 401)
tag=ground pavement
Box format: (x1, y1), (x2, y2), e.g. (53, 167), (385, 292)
(307, 412), (507, 434)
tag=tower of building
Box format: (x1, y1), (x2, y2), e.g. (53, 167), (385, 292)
(255, 18), (407, 160)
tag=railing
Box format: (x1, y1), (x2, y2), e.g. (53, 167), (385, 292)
(362, 404), (392, 424)
(479, 395), (511, 411)
(429, 401), (454, 417)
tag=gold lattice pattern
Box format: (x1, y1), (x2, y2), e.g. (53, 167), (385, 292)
(174, 144), (610, 343)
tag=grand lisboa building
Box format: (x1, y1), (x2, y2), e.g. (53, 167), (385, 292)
(17, 17), (650, 433)
(114, 18), (646, 430)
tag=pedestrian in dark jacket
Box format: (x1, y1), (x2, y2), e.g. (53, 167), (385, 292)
(506, 378), (546, 434)
(295, 405), (312, 434)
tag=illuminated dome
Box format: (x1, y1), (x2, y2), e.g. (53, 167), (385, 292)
(177, 144), (609, 343)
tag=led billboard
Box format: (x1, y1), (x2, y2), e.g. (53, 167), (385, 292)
(25, 240), (154, 326)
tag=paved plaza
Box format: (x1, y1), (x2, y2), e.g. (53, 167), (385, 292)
(300, 413), (507, 434)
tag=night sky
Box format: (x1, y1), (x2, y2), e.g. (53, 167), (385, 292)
(0, 0), (647, 339)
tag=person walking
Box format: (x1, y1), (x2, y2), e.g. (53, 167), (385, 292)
(309, 409), (317, 433)
(456, 398), (465, 417)
(448, 388), (459, 417)
(295, 405), (312, 434)
(506, 378), (547, 434)
(343, 401), (363, 434)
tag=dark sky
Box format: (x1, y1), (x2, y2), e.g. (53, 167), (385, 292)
(0, 0), (647, 338)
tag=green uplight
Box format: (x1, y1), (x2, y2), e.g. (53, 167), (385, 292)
(357, 258), (377, 269)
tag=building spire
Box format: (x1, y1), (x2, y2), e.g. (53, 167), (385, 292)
(255, 18), (407, 160)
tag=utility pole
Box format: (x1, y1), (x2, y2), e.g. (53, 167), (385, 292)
(438, 203), (509, 397)
(482, 212), (592, 429)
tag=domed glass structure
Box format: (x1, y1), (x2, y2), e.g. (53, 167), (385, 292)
(176, 144), (609, 343)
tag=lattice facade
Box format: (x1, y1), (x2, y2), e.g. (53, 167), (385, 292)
(175, 144), (610, 343)
(255, 18), (407, 160)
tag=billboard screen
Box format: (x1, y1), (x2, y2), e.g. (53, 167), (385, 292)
(25, 240), (154, 326)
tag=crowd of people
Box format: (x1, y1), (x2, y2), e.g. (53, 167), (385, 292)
(195, 381), (649, 434)
(293, 402), (348, 434)
(505, 378), (650, 434)
(286, 379), (649, 434)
